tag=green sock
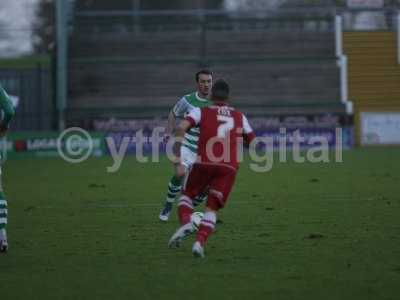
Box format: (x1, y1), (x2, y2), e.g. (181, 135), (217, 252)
(165, 175), (183, 204)
(0, 191), (7, 230)
(193, 193), (207, 207)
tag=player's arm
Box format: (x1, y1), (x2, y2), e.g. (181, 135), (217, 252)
(173, 120), (192, 161)
(165, 97), (188, 140)
(165, 110), (176, 138)
(0, 86), (15, 136)
(242, 114), (256, 146)
(172, 107), (201, 162)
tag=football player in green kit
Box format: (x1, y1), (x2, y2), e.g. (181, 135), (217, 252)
(159, 70), (212, 221)
(0, 84), (15, 253)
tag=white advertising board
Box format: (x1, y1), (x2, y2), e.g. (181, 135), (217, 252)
(361, 112), (400, 145)
(347, 0), (384, 8)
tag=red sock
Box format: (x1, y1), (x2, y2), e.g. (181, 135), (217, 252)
(196, 212), (216, 246)
(196, 225), (213, 246)
(177, 195), (193, 225)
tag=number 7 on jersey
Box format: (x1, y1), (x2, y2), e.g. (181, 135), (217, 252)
(217, 115), (234, 138)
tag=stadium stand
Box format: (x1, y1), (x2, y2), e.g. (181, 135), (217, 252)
(343, 31), (400, 143)
(344, 32), (400, 106)
(67, 10), (345, 121)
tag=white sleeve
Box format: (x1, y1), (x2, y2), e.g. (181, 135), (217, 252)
(242, 114), (253, 134)
(186, 107), (201, 125)
(172, 97), (190, 117)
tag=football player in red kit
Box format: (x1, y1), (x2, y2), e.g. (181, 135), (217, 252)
(168, 79), (256, 258)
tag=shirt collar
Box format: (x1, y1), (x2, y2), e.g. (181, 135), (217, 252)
(213, 101), (228, 106)
(195, 92), (208, 102)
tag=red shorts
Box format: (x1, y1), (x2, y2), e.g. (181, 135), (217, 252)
(182, 163), (237, 211)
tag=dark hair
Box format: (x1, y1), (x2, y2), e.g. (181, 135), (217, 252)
(195, 69), (213, 82)
(211, 79), (229, 101)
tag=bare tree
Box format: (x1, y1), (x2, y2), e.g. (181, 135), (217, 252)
(33, 0), (55, 54)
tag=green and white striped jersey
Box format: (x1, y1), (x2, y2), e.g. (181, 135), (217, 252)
(0, 85), (15, 129)
(0, 84), (15, 163)
(172, 92), (211, 154)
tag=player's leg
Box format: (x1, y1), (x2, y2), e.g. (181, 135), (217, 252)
(159, 173), (185, 221)
(0, 169), (8, 253)
(180, 148), (207, 207)
(159, 146), (194, 221)
(168, 164), (210, 248)
(192, 188), (208, 207)
(192, 167), (237, 258)
(176, 164), (210, 225)
(192, 206), (216, 258)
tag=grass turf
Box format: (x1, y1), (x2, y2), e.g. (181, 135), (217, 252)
(1, 147), (399, 299)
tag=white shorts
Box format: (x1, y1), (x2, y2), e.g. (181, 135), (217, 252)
(180, 146), (197, 169)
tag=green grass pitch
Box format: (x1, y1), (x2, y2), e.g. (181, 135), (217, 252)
(1, 148), (399, 300)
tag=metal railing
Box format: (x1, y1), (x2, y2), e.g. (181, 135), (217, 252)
(335, 15), (352, 115)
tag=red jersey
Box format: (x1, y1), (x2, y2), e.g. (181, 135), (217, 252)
(185, 103), (256, 170)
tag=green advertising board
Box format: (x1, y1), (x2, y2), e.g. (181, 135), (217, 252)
(0, 131), (107, 160)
